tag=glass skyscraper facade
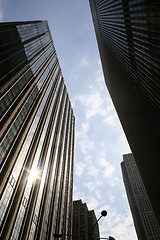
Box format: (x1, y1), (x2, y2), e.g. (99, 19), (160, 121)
(0, 21), (74, 240)
(89, 0), (160, 224)
(121, 154), (160, 240)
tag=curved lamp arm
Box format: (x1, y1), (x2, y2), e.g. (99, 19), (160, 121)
(90, 210), (107, 239)
(97, 238), (109, 239)
(97, 237), (115, 240)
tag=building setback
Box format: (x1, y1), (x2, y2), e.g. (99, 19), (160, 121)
(0, 21), (75, 240)
(72, 200), (100, 240)
(89, 0), (160, 223)
(121, 154), (160, 240)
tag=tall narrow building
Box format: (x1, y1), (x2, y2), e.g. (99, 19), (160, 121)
(121, 154), (160, 240)
(72, 200), (100, 240)
(0, 21), (75, 240)
(89, 0), (160, 223)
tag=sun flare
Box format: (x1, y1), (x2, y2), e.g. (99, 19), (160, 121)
(28, 167), (40, 184)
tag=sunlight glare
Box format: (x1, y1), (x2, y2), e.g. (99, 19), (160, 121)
(28, 167), (40, 184)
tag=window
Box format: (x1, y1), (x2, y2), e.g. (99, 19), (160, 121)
(9, 175), (16, 188)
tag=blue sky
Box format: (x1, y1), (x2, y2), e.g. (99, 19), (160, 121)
(1, 0), (138, 239)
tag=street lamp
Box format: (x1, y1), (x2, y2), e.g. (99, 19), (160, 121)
(90, 210), (107, 239)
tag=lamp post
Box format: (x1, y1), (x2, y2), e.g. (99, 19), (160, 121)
(90, 210), (107, 239)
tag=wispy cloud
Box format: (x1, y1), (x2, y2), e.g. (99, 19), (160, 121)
(99, 157), (115, 178)
(87, 165), (99, 178)
(110, 177), (123, 187)
(84, 181), (102, 193)
(75, 162), (85, 176)
(109, 195), (115, 203)
(79, 56), (90, 68)
(103, 114), (116, 126)
(73, 185), (86, 200)
(97, 206), (137, 240)
(87, 196), (100, 210)
(84, 181), (102, 200)
(117, 133), (131, 155)
(76, 121), (95, 154)
(73, 56), (135, 238)
(75, 91), (106, 119)
(109, 211), (137, 240)
(73, 61), (120, 128)
(84, 155), (92, 164)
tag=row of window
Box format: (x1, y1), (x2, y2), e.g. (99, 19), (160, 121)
(17, 22), (49, 42)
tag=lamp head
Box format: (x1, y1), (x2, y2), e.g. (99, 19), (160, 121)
(101, 210), (107, 217)
(109, 236), (115, 240)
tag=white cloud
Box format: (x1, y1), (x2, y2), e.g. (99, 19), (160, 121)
(118, 133), (127, 143)
(87, 196), (99, 210)
(117, 133), (131, 155)
(103, 114), (116, 126)
(109, 195), (115, 203)
(81, 121), (89, 132)
(110, 177), (123, 187)
(110, 211), (137, 240)
(79, 56), (90, 68)
(75, 162), (85, 176)
(76, 121), (95, 154)
(73, 57), (136, 239)
(98, 207), (137, 240)
(84, 181), (102, 200)
(76, 131), (95, 154)
(83, 156), (99, 178)
(87, 165), (99, 178)
(73, 185), (86, 200)
(84, 155), (92, 164)
(73, 65), (119, 127)
(84, 181), (102, 193)
(99, 157), (115, 178)
(75, 91), (106, 119)
(96, 190), (102, 200)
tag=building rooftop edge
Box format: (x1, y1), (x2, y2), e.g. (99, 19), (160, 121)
(0, 20), (47, 26)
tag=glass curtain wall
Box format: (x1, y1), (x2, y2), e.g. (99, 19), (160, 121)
(0, 20), (74, 240)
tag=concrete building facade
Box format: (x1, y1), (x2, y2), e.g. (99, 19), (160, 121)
(72, 200), (100, 240)
(121, 154), (160, 239)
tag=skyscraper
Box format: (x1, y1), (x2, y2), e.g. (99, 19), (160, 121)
(121, 154), (160, 240)
(0, 21), (75, 240)
(72, 200), (100, 240)
(89, 0), (160, 223)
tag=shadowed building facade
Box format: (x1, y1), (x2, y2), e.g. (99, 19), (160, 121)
(72, 200), (100, 240)
(121, 154), (160, 239)
(89, 0), (160, 224)
(0, 21), (75, 240)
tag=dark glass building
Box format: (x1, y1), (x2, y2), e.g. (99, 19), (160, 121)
(121, 154), (160, 240)
(89, 0), (160, 223)
(72, 200), (100, 240)
(0, 21), (75, 240)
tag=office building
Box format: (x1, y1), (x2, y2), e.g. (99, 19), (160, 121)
(73, 200), (100, 240)
(89, 0), (160, 223)
(121, 154), (160, 239)
(0, 20), (75, 240)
